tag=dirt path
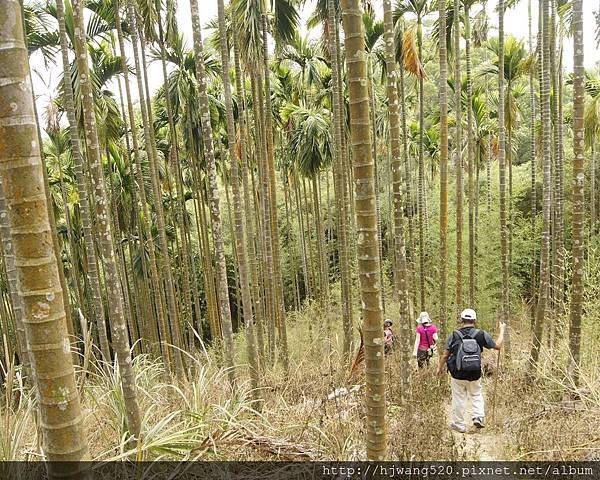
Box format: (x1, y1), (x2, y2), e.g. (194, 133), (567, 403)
(445, 394), (506, 461)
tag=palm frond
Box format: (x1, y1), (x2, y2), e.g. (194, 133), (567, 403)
(402, 23), (426, 79)
(271, 0), (300, 47)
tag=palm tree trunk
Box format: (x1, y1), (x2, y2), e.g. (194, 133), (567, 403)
(232, 27), (266, 369)
(498, 0), (511, 351)
(567, 0), (584, 385)
(72, 0), (141, 436)
(248, 160), (267, 364)
(56, 0), (110, 361)
(294, 171), (312, 298)
(528, 0), (538, 327)
(0, 1), (89, 468)
(368, 59), (385, 314)
(157, 19), (195, 338)
(554, 19), (565, 318)
(134, 15), (185, 372)
(56, 163), (84, 318)
(417, 15), (426, 311)
(312, 175), (328, 298)
(464, 4), (475, 306)
(327, 0), (353, 358)
(335, 10), (356, 264)
(549, 0), (563, 324)
(114, 0), (173, 375)
(384, 0), (412, 391)
(341, 0), (386, 460)
(437, 0), (449, 339)
(217, 0), (260, 396)
(252, 71), (277, 363)
(189, 0), (236, 385)
(399, 64), (417, 314)
(529, 0), (552, 374)
(454, 0), (463, 312)
(261, 13), (289, 369)
(193, 176), (221, 340)
(487, 134), (492, 214)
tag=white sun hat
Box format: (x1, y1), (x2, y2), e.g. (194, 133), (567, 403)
(417, 311), (431, 324)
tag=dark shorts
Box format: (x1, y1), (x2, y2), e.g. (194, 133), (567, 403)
(417, 349), (432, 368)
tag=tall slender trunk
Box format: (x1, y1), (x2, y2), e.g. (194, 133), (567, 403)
(294, 171), (311, 298)
(341, 0), (386, 460)
(0, 1), (89, 470)
(114, 0), (172, 375)
(498, 0), (511, 350)
(507, 85), (513, 325)
(232, 26), (265, 368)
(193, 176), (221, 340)
(549, 0), (563, 325)
(384, 0), (412, 391)
(55, 0), (110, 361)
(437, 0), (449, 339)
(327, 0), (353, 358)
(189, 0), (236, 385)
(72, 0), (141, 436)
(134, 15), (185, 372)
(369, 59), (385, 313)
(553, 8), (565, 319)
(528, 0), (538, 326)
(454, 0), (463, 312)
(399, 61), (417, 314)
(57, 162), (83, 317)
(261, 13), (288, 369)
(568, 0), (584, 385)
(417, 15), (426, 311)
(217, 0), (260, 396)
(312, 175), (328, 298)
(157, 19), (195, 339)
(529, 0), (552, 373)
(252, 71), (277, 363)
(486, 134), (492, 214)
(464, 4), (475, 306)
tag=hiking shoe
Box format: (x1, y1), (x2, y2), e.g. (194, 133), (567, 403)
(473, 417), (485, 428)
(450, 422), (467, 433)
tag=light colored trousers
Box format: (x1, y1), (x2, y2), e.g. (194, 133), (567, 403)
(451, 377), (485, 428)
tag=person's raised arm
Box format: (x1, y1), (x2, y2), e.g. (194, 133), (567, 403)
(493, 322), (507, 351)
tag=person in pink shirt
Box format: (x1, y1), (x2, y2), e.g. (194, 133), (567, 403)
(413, 311), (439, 368)
(383, 319), (395, 354)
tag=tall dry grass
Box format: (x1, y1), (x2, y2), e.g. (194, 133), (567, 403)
(1, 296), (597, 461)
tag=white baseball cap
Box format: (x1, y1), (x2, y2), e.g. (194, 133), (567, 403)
(460, 308), (477, 322)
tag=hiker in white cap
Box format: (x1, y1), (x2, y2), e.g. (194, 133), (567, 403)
(437, 308), (506, 433)
(413, 311), (438, 369)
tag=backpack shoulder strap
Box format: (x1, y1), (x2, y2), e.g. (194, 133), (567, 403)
(454, 329), (464, 340)
(423, 326), (432, 348)
(472, 329), (485, 344)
